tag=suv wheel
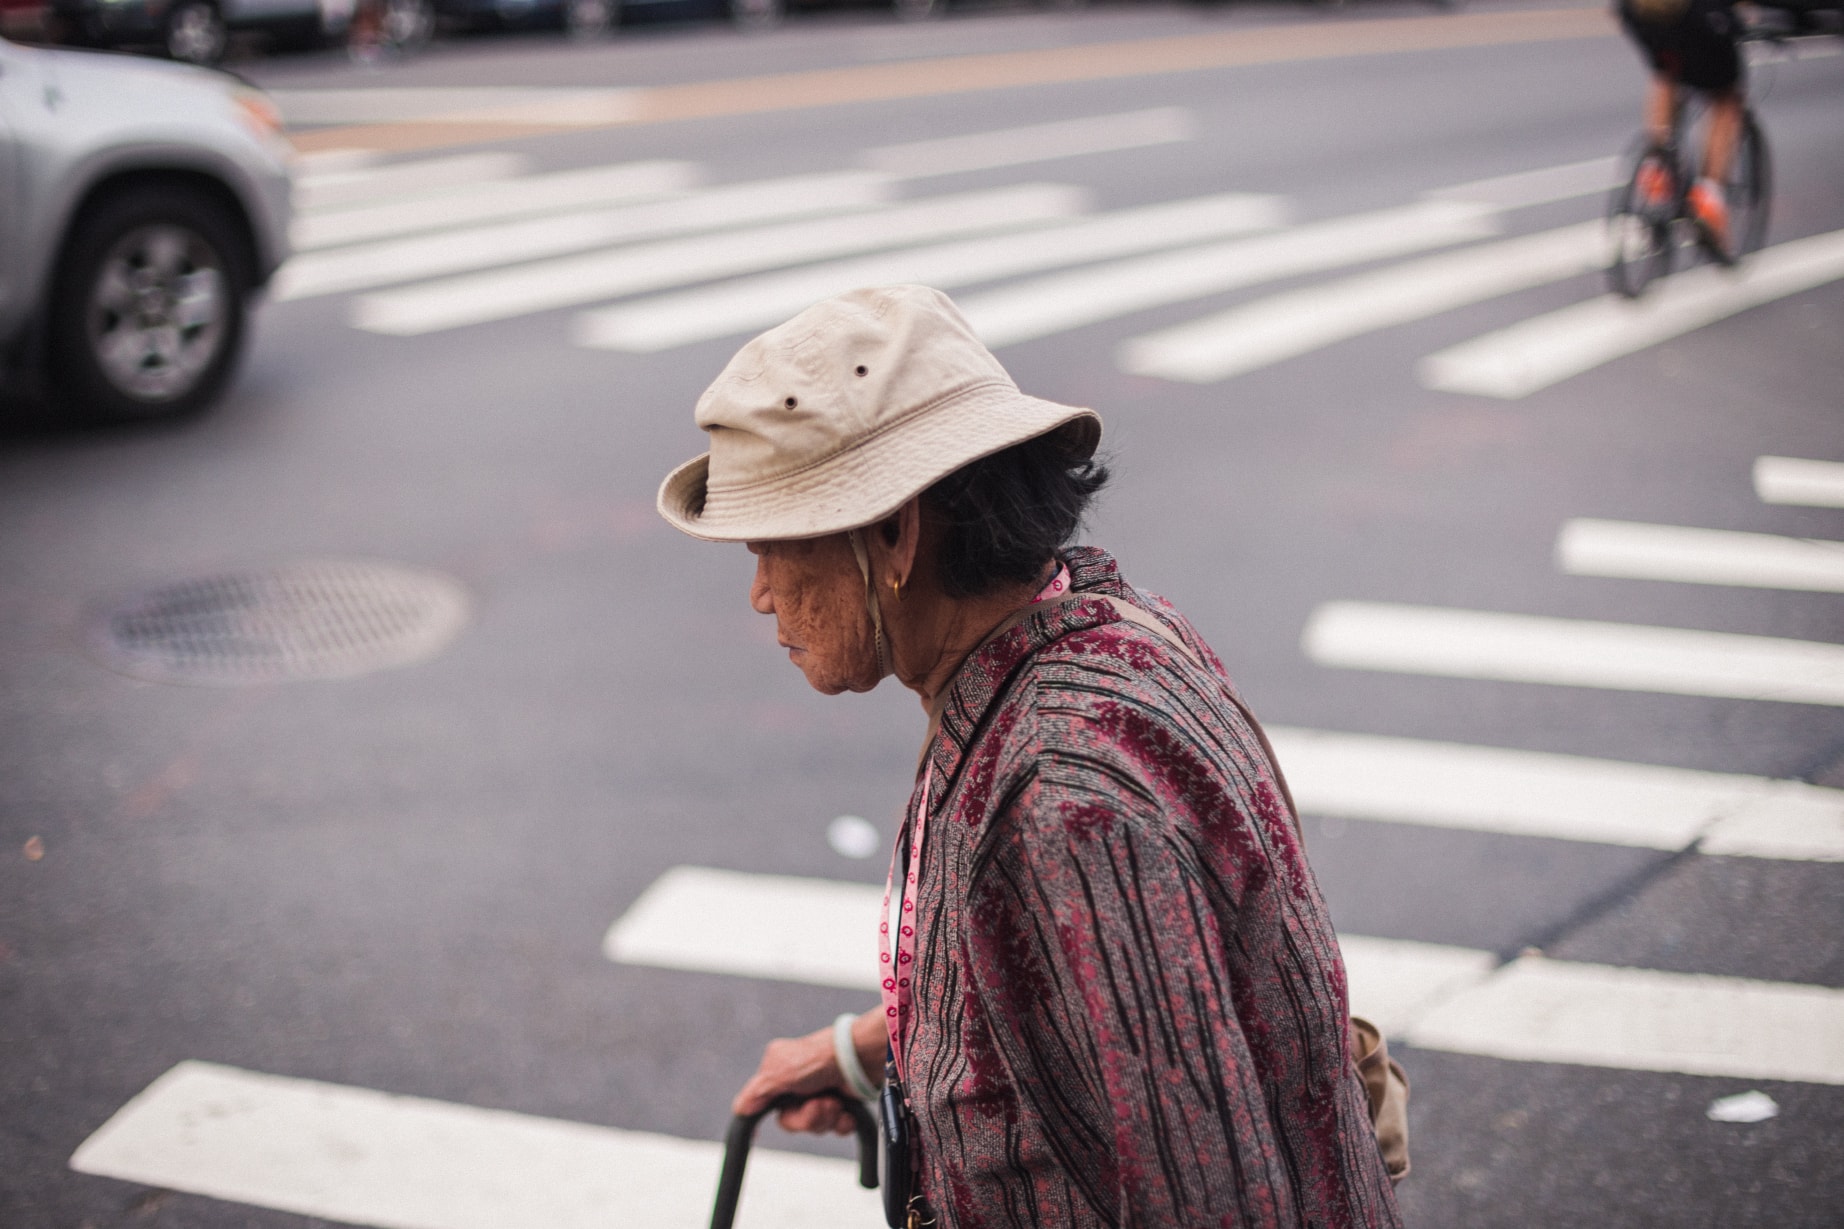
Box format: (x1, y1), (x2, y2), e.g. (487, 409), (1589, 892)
(730, 0), (782, 32)
(49, 187), (249, 421)
(380, 0), (435, 51)
(565, 0), (614, 38)
(165, 1), (228, 64)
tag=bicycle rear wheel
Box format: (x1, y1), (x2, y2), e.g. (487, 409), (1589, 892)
(1724, 110), (1772, 261)
(1607, 144), (1678, 299)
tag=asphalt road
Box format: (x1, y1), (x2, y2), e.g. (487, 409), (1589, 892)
(4, 2), (1844, 1225)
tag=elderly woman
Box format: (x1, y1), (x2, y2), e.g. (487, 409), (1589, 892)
(658, 285), (1401, 1229)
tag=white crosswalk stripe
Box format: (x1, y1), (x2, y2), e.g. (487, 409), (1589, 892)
(293, 151), (532, 212)
(72, 1061), (879, 1229)
(353, 183), (1090, 335)
(1409, 956), (1844, 1085)
(1267, 727), (1844, 860)
(1422, 156), (1622, 209)
(957, 199), (1501, 348)
(604, 867), (1844, 1084)
(1757, 455), (1844, 509)
(1302, 601), (1844, 707)
(861, 107), (1196, 178)
(277, 140), (1840, 395)
(278, 171), (897, 301)
(1118, 221), (1604, 383)
(1418, 227), (1844, 399)
(293, 159), (704, 250)
(1557, 518), (1844, 593)
(291, 150), (531, 213)
(573, 192), (1288, 353)
(605, 866), (882, 991)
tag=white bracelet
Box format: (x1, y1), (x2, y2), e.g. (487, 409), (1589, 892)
(833, 1012), (880, 1102)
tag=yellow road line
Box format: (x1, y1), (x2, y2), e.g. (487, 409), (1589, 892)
(293, 7), (1615, 155)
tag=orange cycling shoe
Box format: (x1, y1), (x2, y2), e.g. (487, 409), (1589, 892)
(1689, 178), (1731, 261)
(1635, 159), (1673, 209)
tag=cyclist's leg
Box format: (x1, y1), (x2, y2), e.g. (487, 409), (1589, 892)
(1702, 88), (1743, 183)
(1644, 73), (1678, 149)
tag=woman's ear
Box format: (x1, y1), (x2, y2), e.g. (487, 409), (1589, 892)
(887, 499), (922, 591)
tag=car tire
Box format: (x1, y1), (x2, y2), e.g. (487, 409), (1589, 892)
(48, 186), (250, 423)
(165, 0), (228, 64)
(729, 0), (782, 32)
(565, 0), (614, 38)
(380, 0), (435, 50)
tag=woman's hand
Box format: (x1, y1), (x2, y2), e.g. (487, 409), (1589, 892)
(733, 1009), (887, 1135)
(733, 1024), (853, 1134)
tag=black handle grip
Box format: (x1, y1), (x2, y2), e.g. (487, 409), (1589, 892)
(709, 1091), (879, 1229)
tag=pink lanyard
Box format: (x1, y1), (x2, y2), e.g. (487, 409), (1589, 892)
(878, 563), (1071, 1080)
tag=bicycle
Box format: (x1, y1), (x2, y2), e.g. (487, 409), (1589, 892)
(1601, 8), (1809, 300)
(1606, 96), (1771, 297)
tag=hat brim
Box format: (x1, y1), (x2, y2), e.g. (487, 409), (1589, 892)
(658, 385), (1100, 543)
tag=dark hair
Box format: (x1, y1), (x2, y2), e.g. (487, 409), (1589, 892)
(919, 429), (1109, 599)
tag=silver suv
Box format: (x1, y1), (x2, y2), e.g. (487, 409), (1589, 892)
(0, 38), (292, 419)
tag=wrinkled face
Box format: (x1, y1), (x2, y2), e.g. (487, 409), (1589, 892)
(748, 535), (878, 695)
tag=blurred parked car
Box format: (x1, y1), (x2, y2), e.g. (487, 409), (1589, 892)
(433, 0), (609, 36)
(0, 36), (292, 419)
(46, 0), (348, 64)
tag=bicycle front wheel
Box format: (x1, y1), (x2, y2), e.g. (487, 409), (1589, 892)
(1607, 145), (1677, 299)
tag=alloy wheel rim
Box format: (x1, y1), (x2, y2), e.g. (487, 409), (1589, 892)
(87, 224), (226, 403)
(382, 0), (432, 46)
(168, 4), (224, 61)
(567, 0), (609, 35)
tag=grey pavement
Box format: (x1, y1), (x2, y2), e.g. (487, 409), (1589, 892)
(3, 3), (1843, 1226)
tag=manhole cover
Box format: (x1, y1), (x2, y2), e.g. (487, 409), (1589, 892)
(89, 560), (470, 685)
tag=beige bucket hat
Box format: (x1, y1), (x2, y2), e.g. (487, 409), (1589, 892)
(657, 285), (1101, 542)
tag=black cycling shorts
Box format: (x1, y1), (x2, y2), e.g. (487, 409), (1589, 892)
(1619, 0), (1745, 93)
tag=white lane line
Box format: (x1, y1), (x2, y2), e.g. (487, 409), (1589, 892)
(1419, 227), (1844, 398)
(609, 868), (1844, 1082)
(354, 183), (1089, 336)
(1424, 156), (1621, 209)
(1703, 780), (1844, 862)
(1302, 600), (1844, 707)
(278, 172), (895, 301)
(605, 866), (883, 990)
(1757, 456), (1844, 509)
(607, 868), (1488, 1033)
(1268, 726), (1844, 859)
(1408, 955), (1844, 1085)
(1338, 936), (1497, 1037)
(293, 148), (383, 176)
(293, 151), (531, 213)
(1120, 221), (1604, 383)
(955, 199), (1500, 348)
(862, 107), (1196, 178)
(293, 160), (703, 251)
(72, 1061), (878, 1229)
(1558, 518), (1844, 593)
(573, 192), (1287, 353)
(269, 86), (643, 128)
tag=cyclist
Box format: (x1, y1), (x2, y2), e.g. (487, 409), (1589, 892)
(1617, 0), (1747, 257)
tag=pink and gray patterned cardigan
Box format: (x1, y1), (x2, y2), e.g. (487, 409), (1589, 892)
(896, 546), (1402, 1229)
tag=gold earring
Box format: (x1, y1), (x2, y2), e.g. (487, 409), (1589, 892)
(891, 577), (902, 600)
